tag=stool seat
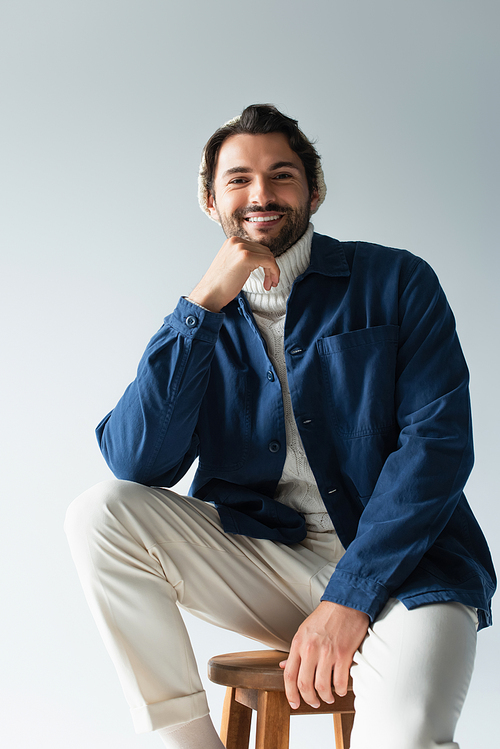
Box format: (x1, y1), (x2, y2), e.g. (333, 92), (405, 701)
(208, 650), (355, 749)
(208, 649), (293, 690)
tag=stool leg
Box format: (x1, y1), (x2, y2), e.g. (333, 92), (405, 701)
(220, 687), (252, 749)
(333, 712), (354, 749)
(255, 691), (290, 749)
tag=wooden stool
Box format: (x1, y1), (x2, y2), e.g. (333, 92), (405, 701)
(208, 650), (355, 749)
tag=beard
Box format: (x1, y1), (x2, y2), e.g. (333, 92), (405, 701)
(216, 200), (312, 258)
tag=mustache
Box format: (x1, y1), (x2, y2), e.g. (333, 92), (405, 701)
(232, 203), (292, 218)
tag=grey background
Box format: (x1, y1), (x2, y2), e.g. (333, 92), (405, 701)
(1, 1), (498, 747)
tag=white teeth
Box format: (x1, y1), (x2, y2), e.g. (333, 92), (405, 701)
(246, 215), (281, 222)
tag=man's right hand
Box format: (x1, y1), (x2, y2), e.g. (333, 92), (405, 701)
(188, 236), (280, 313)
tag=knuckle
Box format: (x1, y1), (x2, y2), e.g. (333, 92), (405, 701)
(302, 641), (316, 656)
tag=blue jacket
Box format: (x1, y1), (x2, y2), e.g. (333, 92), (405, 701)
(97, 232), (496, 630)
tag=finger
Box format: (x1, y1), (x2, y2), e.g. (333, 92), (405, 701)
(296, 657), (320, 709)
(271, 259), (280, 287)
(251, 247), (279, 285)
(279, 659), (287, 669)
(332, 657), (350, 698)
(261, 263), (279, 291)
(282, 652), (301, 710)
(263, 267), (273, 292)
(314, 657), (335, 704)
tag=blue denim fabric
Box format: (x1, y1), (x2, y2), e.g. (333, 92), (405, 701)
(97, 233), (496, 629)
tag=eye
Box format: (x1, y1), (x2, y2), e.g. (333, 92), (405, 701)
(228, 177), (248, 184)
(274, 172), (293, 180)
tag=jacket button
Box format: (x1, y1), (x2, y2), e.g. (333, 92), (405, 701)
(268, 440), (281, 453)
(267, 370), (275, 381)
(185, 315), (198, 328)
(302, 418), (312, 425)
(290, 347), (304, 355)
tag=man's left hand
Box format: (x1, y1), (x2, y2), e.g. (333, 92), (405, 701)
(279, 601), (369, 709)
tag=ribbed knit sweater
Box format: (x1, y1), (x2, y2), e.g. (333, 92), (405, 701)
(243, 224), (334, 533)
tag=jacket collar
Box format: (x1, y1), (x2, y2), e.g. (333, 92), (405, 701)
(303, 232), (351, 278)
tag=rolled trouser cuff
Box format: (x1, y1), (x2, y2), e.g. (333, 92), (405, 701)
(131, 690), (210, 733)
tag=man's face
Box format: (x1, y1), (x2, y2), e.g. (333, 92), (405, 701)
(207, 132), (319, 257)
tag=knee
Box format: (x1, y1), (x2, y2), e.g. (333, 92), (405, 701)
(64, 479), (140, 544)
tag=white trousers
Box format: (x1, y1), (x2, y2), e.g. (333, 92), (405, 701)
(64, 479), (478, 749)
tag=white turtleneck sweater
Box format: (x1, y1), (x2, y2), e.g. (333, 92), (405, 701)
(242, 224), (335, 533)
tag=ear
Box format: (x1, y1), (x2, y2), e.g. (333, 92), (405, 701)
(207, 192), (221, 223)
(309, 188), (320, 214)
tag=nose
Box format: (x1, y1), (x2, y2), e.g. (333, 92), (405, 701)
(249, 176), (277, 207)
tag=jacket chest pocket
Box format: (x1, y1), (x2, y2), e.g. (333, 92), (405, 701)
(317, 325), (399, 437)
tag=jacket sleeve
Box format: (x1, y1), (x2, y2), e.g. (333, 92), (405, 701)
(321, 258), (474, 620)
(96, 297), (225, 486)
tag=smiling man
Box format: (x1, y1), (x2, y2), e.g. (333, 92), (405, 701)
(205, 131), (315, 257)
(65, 104), (495, 749)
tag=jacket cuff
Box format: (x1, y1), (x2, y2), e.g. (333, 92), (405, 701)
(320, 570), (390, 622)
(168, 296), (225, 343)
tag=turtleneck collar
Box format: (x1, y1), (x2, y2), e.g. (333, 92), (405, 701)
(242, 223), (314, 314)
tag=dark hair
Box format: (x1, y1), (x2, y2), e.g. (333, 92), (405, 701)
(201, 104), (321, 198)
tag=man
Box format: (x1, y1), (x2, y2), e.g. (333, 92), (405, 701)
(65, 104), (495, 749)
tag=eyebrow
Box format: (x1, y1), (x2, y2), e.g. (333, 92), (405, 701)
(221, 161), (301, 179)
(269, 161), (300, 171)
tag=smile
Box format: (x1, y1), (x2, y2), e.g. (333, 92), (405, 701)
(244, 214), (282, 223)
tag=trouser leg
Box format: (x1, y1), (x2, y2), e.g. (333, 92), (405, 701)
(64, 479), (341, 732)
(348, 598), (478, 749)
(66, 479), (478, 745)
